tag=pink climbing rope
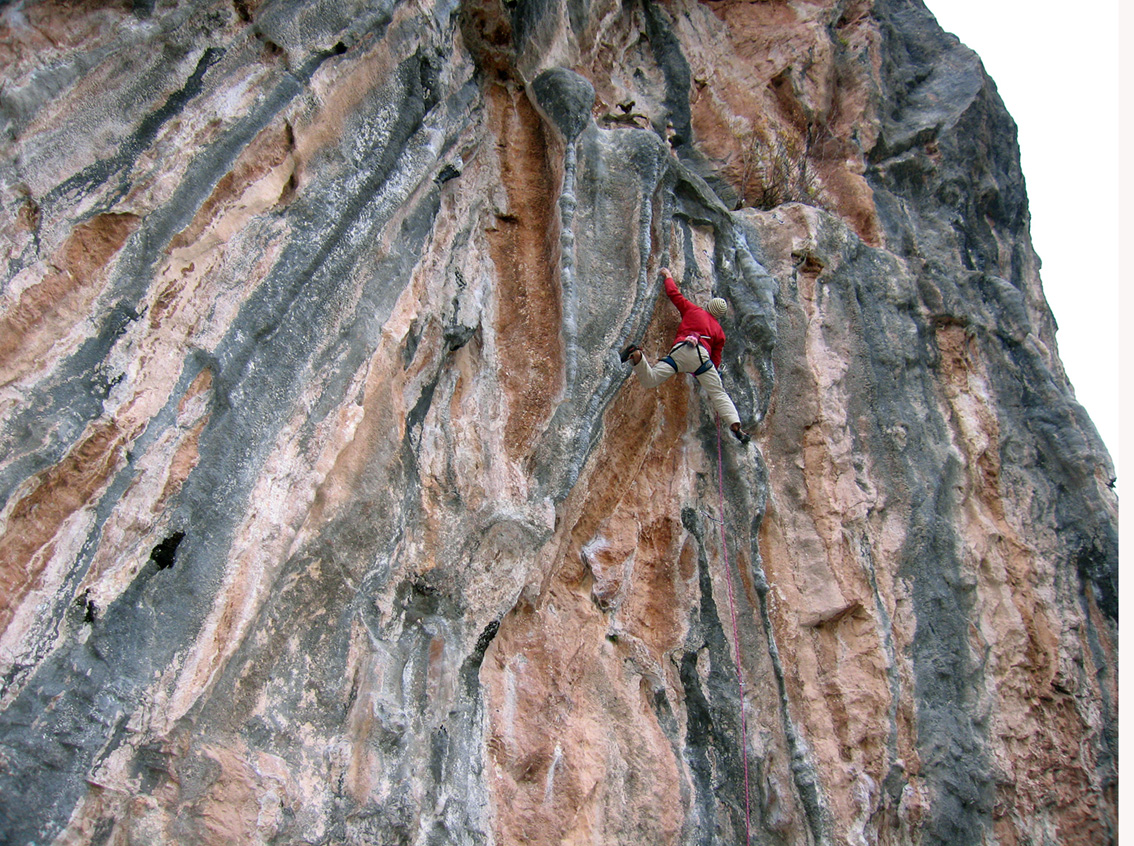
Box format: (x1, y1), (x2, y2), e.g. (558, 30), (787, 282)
(715, 414), (752, 845)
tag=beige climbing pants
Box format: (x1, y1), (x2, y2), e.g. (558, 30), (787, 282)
(633, 342), (741, 427)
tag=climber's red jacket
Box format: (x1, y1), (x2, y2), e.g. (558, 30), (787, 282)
(664, 275), (725, 367)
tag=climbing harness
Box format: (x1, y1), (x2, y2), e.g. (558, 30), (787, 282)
(714, 413), (752, 844)
(661, 336), (715, 377)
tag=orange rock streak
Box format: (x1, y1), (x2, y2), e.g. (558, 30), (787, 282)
(0, 212), (140, 387)
(484, 83), (563, 461)
(0, 418), (136, 637)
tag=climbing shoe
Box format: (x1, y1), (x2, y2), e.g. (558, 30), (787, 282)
(620, 344), (640, 364)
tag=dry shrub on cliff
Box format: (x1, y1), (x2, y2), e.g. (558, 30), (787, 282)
(733, 129), (822, 211)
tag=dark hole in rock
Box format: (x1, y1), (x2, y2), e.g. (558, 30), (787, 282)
(75, 590), (97, 623)
(150, 532), (185, 570)
(435, 163), (461, 184)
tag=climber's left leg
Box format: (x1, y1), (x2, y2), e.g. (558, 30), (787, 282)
(631, 353), (678, 389)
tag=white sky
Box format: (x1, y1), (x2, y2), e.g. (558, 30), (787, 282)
(923, 0), (1120, 483)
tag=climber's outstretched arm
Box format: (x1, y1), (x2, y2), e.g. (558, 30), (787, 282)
(658, 267), (695, 316)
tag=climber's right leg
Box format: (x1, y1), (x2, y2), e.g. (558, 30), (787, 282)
(694, 366), (742, 429)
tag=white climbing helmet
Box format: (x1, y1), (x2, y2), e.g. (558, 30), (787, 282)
(707, 298), (727, 319)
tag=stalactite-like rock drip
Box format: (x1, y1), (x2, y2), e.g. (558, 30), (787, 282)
(0, 1), (1116, 845)
(529, 67), (593, 391)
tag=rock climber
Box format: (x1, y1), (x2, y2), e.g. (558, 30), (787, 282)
(621, 268), (751, 444)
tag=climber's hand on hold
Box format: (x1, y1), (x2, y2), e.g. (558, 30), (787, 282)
(659, 266), (670, 280)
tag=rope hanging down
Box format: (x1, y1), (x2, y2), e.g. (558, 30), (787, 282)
(715, 414), (752, 844)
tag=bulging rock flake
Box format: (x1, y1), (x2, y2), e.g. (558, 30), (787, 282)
(0, 0), (1115, 844)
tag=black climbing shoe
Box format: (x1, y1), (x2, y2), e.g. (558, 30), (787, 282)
(732, 425), (751, 445)
(620, 344), (640, 364)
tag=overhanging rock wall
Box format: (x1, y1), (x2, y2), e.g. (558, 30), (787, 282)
(0, 0), (1116, 844)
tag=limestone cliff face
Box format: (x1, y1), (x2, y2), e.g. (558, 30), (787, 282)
(0, 0), (1116, 844)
